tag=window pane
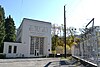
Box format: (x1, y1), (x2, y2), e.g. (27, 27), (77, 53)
(13, 46), (17, 53)
(8, 46), (12, 53)
(30, 37), (34, 54)
(35, 37), (39, 49)
(40, 38), (44, 55)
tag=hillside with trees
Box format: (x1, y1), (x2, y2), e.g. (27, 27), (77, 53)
(0, 5), (5, 53)
(0, 5), (16, 53)
(51, 24), (80, 55)
(4, 15), (16, 42)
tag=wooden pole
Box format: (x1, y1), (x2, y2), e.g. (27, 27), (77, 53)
(64, 5), (66, 58)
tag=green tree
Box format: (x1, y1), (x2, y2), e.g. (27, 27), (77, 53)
(52, 35), (65, 54)
(0, 5), (5, 53)
(52, 35), (59, 51)
(66, 28), (80, 55)
(4, 15), (16, 42)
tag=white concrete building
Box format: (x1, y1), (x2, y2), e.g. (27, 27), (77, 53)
(3, 18), (51, 58)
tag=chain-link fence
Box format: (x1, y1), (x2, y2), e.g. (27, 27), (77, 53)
(73, 26), (100, 66)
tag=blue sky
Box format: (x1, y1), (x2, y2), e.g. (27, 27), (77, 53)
(0, 0), (80, 28)
(0, 0), (100, 29)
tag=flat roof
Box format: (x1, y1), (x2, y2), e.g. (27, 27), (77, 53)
(23, 18), (51, 24)
(17, 18), (51, 30)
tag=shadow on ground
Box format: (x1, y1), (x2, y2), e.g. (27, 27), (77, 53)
(44, 62), (52, 67)
(60, 60), (69, 65)
(44, 60), (70, 67)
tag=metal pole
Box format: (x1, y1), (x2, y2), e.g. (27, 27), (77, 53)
(96, 34), (99, 67)
(64, 5), (66, 58)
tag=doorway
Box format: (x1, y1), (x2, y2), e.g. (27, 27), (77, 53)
(35, 49), (39, 56)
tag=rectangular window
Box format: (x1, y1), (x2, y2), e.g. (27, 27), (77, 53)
(13, 46), (17, 53)
(40, 38), (44, 55)
(30, 37), (34, 54)
(8, 45), (12, 53)
(35, 37), (39, 49)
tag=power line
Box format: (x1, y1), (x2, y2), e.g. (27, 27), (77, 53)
(19, 0), (23, 24)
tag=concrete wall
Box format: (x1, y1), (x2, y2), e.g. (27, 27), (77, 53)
(3, 42), (27, 57)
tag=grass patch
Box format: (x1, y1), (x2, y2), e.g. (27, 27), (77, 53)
(0, 53), (6, 59)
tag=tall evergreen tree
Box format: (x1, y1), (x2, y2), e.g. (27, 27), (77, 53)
(4, 15), (16, 42)
(0, 5), (5, 53)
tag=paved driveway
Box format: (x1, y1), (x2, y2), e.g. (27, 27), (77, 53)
(0, 58), (61, 67)
(0, 58), (84, 67)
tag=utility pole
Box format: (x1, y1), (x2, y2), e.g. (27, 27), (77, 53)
(64, 5), (66, 58)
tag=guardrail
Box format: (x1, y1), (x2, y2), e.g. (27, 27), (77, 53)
(72, 55), (97, 67)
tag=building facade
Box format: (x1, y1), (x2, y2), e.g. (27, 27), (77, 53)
(3, 18), (51, 58)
